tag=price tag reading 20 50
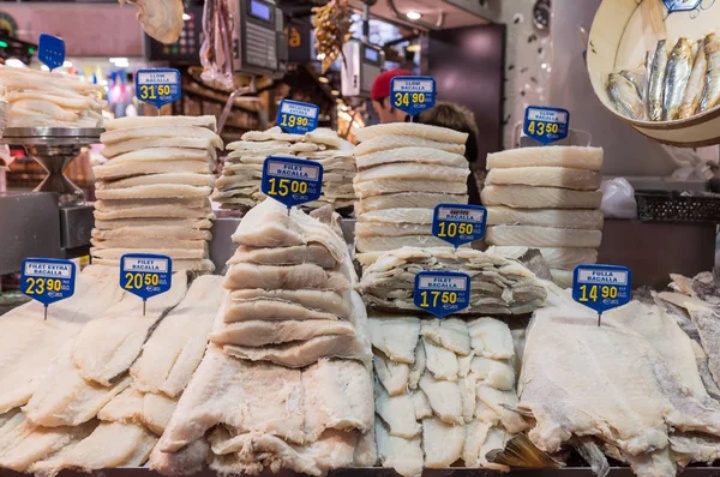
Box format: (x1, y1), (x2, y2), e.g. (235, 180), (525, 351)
(121, 254), (172, 315)
(21, 258), (76, 318)
(432, 203), (487, 248)
(277, 99), (319, 134)
(135, 68), (182, 109)
(262, 156), (324, 208)
(414, 271), (471, 318)
(523, 106), (570, 145)
(573, 264), (632, 325)
(391, 76), (436, 116)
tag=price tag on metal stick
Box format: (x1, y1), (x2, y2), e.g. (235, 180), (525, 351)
(572, 264), (632, 326)
(261, 156), (324, 209)
(38, 33), (65, 71)
(663, 0), (701, 12)
(277, 100), (319, 134)
(391, 76), (436, 117)
(135, 68), (182, 109)
(120, 254), (172, 315)
(414, 271), (471, 319)
(21, 258), (76, 319)
(432, 203), (487, 248)
(523, 106), (569, 145)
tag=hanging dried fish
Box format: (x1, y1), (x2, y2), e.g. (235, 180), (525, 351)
(313, 0), (353, 73)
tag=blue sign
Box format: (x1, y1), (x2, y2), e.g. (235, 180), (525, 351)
(391, 76), (436, 116)
(38, 34), (65, 71)
(261, 156), (324, 208)
(523, 106), (569, 145)
(135, 68), (182, 109)
(572, 264), (632, 318)
(21, 258), (76, 309)
(120, 254), (172, 303)
(414, 271), (471, 318)
(663, 0), (701, 12)
(277, 100), (319, 134)
(432, 203), (487, 248)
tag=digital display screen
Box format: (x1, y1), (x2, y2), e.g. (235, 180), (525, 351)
(250, 0), (272, 21)
(364, 47), (379, 62)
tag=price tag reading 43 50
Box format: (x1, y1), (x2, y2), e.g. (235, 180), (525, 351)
(21, 258), (76, 318)
(572, 264), (632, 325)
(523, 106), (570, 145)
(391, 76), (436, 116)
(432, 203), (487, 248)
(121, 254), (172, 315)
(277, 100), (319, 134)
(261, 156), (324, 208)
(414, 271), (471, 319)
(135, 68), (182, 109)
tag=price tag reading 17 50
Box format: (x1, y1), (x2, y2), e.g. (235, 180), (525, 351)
(523, 106), (570, 145)
(572, 264), (632, 325)
(120, 253), (172, 315)
(277, 99), (319, 134)
(391, 76), (436, 116)
(261, 156), (324, 208)
(414, 271), (471, 319)
(432, 203), (487, 248)
(135, 68), (182, 109)
(21, 258), (76, 319)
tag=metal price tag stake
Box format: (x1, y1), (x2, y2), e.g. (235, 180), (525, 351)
(572, 264), (632, 326)
(523, 105), (570, 145)
(276, 100), (320, 134)
(414, 271), (471, 319)
(38, 33), (65, 71)
(261, 156), (324, 212)
(20, 258), (76, 320)
(135, 68), (182, 112)
(120, 254), (172, 316)
(432, 203), (487, 249)
(391, 76), (436, 121)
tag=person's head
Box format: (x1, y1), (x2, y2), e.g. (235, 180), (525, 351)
(370, 68), (412, 124)
(417, 101), (479, 163)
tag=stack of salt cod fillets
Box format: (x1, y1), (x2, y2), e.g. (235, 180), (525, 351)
(214, 126), (356, 212)
(352, 123), (470, 264)
(92, 116), (221, 273)
(370, 315), (528, 477)
(482, 146), (604, 288)
(151, 198), (376, 476)
(358, 247), (546, 315)
(0, 65), (105, 127)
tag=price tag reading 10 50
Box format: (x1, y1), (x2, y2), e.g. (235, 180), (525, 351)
(572, 264), (632, 325)
(277, 99), (319, 134)
(21, 258), (76, 318)
(261, 156), (324, 208)
(432, 203), (487, 248)
(120, 253), (172, 315)
(391, 76), (436, 116)
(523, 106), (570, 145)
(135, 68), (182, 109)
(414, 271), (471, 319)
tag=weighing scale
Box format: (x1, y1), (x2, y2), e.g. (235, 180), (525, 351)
(341, 39), (383, 97)
(230, 0), (287, 78)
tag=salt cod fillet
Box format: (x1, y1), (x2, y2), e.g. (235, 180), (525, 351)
(358, 208), (434, 224)
(222, 288), (350, 322)
(104, 115), (216, 131)
(486, 225), (602, 248)
(356, 147), (467, 169)
(419, 318), (471, 356)
(227, 244), (339, 269)
(422, 338), (459, 381)
(375, 420), (424, 477)
(354, 134), (465, 156)
(356, 234), (451, 252)
(374, 354), (411, 397)
(482, 185), (603, 209)
(486, 146), (603, 171)
(468, 318), (515, 359)
(94, 217), (212, 230)
(223, 263), (350, 292)
(354, 163), (468, 184)
(354, 179), (468, 198)
(211, 319), (356, 347)
(94, 161), (211, 180)
(488, 245), (598, 270)
(368, 316), (421, 364)
(356, 123), (468, 144)
(375, 380), (421, 438)
(422, 417), (465, 467)
(96, 173), (215, 190)
(356, 222), (432, 238)
(105, 147), (214, 165)
(95, 184), (213, 200)
(101, 126), (222, 148)
(486, 206), (604, 230)
(486, 166), (601, 190)
(356, 193), (468, 214)
(101, 137), (216, 159)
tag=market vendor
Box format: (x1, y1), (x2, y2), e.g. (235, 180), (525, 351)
(369, 68), (412, 124)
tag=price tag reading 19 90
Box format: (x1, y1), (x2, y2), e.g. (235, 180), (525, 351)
(414, 271), (471, 318)
(121, 254), (172, 315)
(262, 156), (324, 208)
(391, 76), (436, 116)
(277, 99), (319, 134)
(572, 264), (632, 325)
(21, 258), (76, 319)
(135, 68), (182, 109)
(432, 203), (487, 248)
(523, 106), (570, 145)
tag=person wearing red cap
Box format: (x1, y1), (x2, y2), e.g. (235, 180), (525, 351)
(370, 68), (413, 124)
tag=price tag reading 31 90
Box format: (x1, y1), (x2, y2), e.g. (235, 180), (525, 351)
(135, 68), (181, 109)
(414, 271), (471, 318)
(391, 76), (436, 116)
(277, 99), (319, 134)
(261, 156), (324, 208)
(572, 264), (632, 322)
(523, 106), (569, 145)
(432, 203), (487, 248)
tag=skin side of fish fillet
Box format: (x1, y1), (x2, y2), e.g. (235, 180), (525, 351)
(485, 167), (601, 190)
(356, 193), (469, 213)
(354, 179), (468, 198)
(354, 164), (468, 184)
(486, 206), (603, 229)
(481, 185), (603, 209)
(486, 146), (603, 170)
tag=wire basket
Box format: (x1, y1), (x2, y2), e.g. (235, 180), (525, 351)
(636, 190), (720, 223)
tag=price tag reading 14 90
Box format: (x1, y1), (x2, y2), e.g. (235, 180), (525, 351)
(523, 106), (569, 145)
(414, 271), (471, 319)
(277, 99), (319, 134)
(21, 258), (76, 318)
(432, 203), (487, 248)
(135, 68), (182, 109)
(572, 264), (632, 325)
(391, 76), (436, 116)
(261, 156), (324, 208)
(121, 254), (172, 315)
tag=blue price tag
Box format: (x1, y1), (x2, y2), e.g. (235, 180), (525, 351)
(432, 203), (487, 248)
(414, 271), (471, 318)
(390, 76), (436, 116)
(261, 156), (324, 208)
(523, 106), (569, 145)
(135, 68), (182, 109)
(663, 0), (701, 12)
(21, 258), (76, 309)
(38, 34), (65, 71)
(277, 100), (319, 134)
(120, 254), (172, 302)
(572, 264), (632, 317)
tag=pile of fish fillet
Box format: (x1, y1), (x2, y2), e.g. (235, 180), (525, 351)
(607, 33), (720, 121)
(482, 146), (604, 288)
(92, 116), (221, 273)
(0, 66), (105, 128)
(214, 126), (356, 212)
(352, 122), (470, 265)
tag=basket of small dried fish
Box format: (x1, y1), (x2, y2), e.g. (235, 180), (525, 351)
(636, 190), (720, 223)
(588, 0), (720, 147)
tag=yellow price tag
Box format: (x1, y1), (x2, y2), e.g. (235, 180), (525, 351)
(418, 290), (458, 308)
(24, 277), (63, 295)
(436, 222), (474, 239)
(526, 120), (561, 137)
(279, 114), (309, 129)
(123, 272), (161, 290)
(266, 177), (309, 197)
(577, 284), (619, 303)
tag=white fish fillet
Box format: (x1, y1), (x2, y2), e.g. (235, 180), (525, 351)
(142, 393), (178, 435)
(97, 387), (144, 423)
(106, 147), (213, 165)
(354, 164), (468, 184)
(420, 319), (471, 356)
(102, 138), (216, 159)
(95, 184), (212, 200)
(101, 126), (222, 148)
(241, 126), (303, 142)
(374, 354), (410, 396)
(226, 139), (290, 150)
(104, 115), (217, 131)
(487, 146), (603, 171)
(356, 193), (468, 213)
(94, 161), (212, 180)
(92, 226), (211, 241)
(354, 179), (468, 198)
(367, 316), (421, 364)
(486, 166), (601, 190)
(92, 258), (215, 273)
(94, 217), (212, 230)
(550, 268), (573, 288)
(482, 185), (602, 209)
(468, 318), (514, 359)
(358, 208), (434, 224)
(228, 244), (338, 269)
(354, 134), (466, 156)
(488, 245), (598, 270)
(375, 380), (421, 438)
(305, 127), (348, 149)
(486, 206), (603, 230)
(356, 147), (466, 169)
(470, 357), (515, 391)
(223, 288), (350, 322)
(356, 234), (450, 252)
(91, 247), (207, 260)
(96, 173), (214, 190)
(422, 417), (465, 468)
(475, 385), (527, 433)
(486, 224), (602, 247)
(211, 319), (355, 347)
(356, 222), (432, 238)
(419, 372), (463, 425)
(422, 338), (459, 381)
(375, 420), (424, 477)
(91, 237), (207, 251)
(223, 263), (350, 291)
(356, 123), (468, 144)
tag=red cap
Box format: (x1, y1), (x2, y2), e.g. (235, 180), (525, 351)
(370, 68), (413, 101)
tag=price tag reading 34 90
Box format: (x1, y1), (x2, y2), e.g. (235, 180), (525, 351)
(21, 258), (76, 318)
(277, 99), (319, 134)
(120, 254), (172, 312)
(432, 203), (487, 248)
(572, 264), (632, 324)
(523, 106), (570, 145)
(414, 271), (471, 319)
(135, 68), (181, 109)
(261, 156), (324, 208)
(391, 76), (436, 116)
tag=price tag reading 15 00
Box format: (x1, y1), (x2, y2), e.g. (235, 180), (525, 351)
(432, 203), (487, 248)
(135, 68), (182, 109)
(414, 271), (471, 318)
(120, 253), (172, 315)
(572, 264), (632, 325)
(391, 76), (436, 116)
(523, 106), (570, 145)
(21, 258), (76, 319)
(277, 99), (319, 134)
(261, 156), (324, 208)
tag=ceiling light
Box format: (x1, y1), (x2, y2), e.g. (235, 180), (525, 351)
(109, 57), (129, 68)
(5, 58), (25, 68)
(406, 11), (422, 20)
(318, 76), (329, 84)
(182, 13), (192, 21)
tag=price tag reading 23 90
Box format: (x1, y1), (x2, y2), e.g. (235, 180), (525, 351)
(523, 106), (569, 145)
(414, 271), (471, 318)
(432, 203), (487, 248)
(135, 68), (181, 109)
(21, 258), (76, 316)
(261, 156), (324, 208)
(120, 254), (172, 311)
(277, 99), (319, 134)
(572, 264), (632, 324)
(391, 76), (436, 116)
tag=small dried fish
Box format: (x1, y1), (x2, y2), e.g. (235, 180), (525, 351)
(619, 56), (648, 99)
(607, 73), (646, 120)
(647, 39), (668, 121)
(701, 32), (720, 111)
(663, 37), (694, 120)
(679, 39), (707, 119)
